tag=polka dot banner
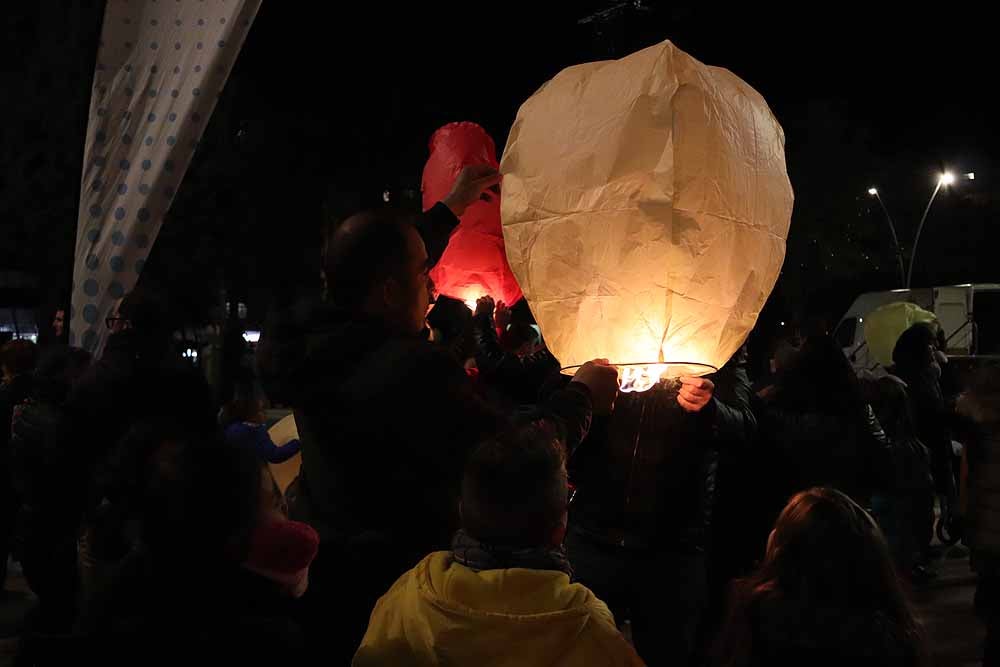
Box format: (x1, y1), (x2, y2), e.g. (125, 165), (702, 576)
(72, 0), (261, 357)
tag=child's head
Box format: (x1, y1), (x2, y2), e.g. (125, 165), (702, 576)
(461, 421), (568, 549)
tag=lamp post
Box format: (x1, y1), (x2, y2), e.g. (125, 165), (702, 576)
(906, 172), (974, 288)
(869, 171), (975, 290)
(867, 187), (906, 287)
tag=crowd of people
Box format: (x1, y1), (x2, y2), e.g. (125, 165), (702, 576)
(0, 164), (998, 666)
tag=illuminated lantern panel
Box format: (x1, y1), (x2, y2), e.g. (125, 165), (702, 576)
(422, 122), (524, 310)
(501, 40), (794, 390)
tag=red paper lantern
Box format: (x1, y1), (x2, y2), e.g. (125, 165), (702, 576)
(422, 122), (523, 309)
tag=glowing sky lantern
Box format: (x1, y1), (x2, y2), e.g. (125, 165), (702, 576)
(422, 122), (523, 310)
(500, 40), (794, 392)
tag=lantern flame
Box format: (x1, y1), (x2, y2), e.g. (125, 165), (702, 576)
(619, 364), (668, 393)
(453, 288), (485, 312)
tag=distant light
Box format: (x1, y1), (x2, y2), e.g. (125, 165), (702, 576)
(940, 172), (956, 186)
(891, 288), (909, 293)
(780, 321), (786, 327)
(183, 348), (198, 360)
(243, 330), (261, 343)
(383, 190), (391, 203)
(859, 317), (864, 323)
(868, 187), (878, 196)
(966, 172), (976, 181)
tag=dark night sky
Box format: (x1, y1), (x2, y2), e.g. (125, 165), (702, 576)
(1, 1), (997, 326)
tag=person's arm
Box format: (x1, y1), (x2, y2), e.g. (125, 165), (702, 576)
(250, 425), (301, 464)
(537, 382), (593, 457)
(416, 203), (460, 268)
(471, 304), (506, 374)
(697, 348), (758, 448)
(534, 360), (618, 457)
(418, 165), (501, 267)
(472, 299), (559, 387)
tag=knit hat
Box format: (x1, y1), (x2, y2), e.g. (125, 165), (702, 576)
(243, 518), (320, 597)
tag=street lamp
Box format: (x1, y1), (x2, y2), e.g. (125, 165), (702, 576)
(907, 171), (965, 288)
(867, 187), (906, 286)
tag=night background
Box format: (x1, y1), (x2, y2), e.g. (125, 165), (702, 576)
(2, 1), (996, 343)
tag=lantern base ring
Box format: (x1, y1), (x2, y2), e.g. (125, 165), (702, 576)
(560, 361), (719, 394)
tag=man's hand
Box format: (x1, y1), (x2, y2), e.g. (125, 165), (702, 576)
(442, 165), (501, 217)
(678, 376), (715, 413)
(494, 301), (512, 331)
(572, 359), (619, 416)
(475, 295), (495, 320)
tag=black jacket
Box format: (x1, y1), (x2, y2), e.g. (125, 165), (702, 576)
(569, 350), (756, 552)
(471, 309), (560, 406)
(282, 202), (594, 560)
(895, 365), (956, 497)
(759, 399), (893, 507)
(288, 306), (593, 560)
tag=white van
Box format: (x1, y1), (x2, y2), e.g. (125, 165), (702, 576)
(834, 284), (1000, 372)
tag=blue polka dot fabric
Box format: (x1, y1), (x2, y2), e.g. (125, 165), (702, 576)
(73, 0), (261, 356)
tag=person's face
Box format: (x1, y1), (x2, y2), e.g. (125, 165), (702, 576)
(52, 310), (65, 337)
(386, 226), (431, 335)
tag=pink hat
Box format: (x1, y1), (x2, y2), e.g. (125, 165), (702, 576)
(244, 519), (320, 597)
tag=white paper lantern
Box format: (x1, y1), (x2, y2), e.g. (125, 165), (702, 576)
(500, 40), (793, 391)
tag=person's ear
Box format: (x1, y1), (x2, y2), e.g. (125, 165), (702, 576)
(382, 276), (401, 308)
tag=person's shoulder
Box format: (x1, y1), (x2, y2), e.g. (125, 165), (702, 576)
(577, 595), (645, 666)
(367, 554), (433, 623)
(360, 336), (465, 390)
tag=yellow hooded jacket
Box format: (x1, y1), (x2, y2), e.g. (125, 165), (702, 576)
(353, 551), (645, 666)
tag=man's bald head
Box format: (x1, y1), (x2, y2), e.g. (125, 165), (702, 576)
(324, 209), (432, 334)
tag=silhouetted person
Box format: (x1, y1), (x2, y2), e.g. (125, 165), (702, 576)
(715, 487), (928, 667)
(355, 421), (644, 667)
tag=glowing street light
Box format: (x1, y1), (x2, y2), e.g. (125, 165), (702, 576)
(866, 186), (905, 286)
(871, 169), (978, 288)
(908, 170), (975, 287)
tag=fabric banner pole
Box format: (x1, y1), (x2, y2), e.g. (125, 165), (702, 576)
(70, 0), (262, 356)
